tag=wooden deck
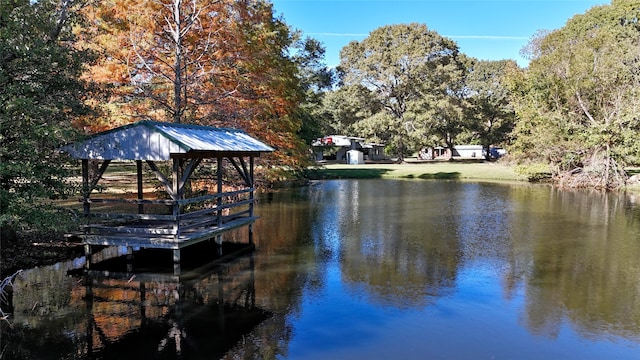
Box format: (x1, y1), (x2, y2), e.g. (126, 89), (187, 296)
(79, 189), (259, 274)
(82, 215), (258, 249)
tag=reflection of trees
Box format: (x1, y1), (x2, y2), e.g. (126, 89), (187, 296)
(5, 182), (640, 357)
(309, 180), (463, 308)
(1, 250), (282, 359)
(245, 188), (326, 358)
(510, 187), (640, 339)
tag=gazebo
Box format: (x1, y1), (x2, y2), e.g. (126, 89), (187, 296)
(61, 120), (273, 269)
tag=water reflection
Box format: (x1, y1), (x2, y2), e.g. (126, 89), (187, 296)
(2, 180), (640, 359)
(2, 244), (271, 359)
(252, 180), (640, 359)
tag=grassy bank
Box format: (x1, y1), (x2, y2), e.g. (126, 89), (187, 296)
(305, 161), (528, 182)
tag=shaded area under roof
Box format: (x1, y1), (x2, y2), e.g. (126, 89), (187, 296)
(61, 120), (274, 160)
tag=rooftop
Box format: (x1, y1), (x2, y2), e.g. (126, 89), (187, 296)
(61, 120), (274, 160)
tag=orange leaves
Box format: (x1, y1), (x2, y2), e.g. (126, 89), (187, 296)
(76, 0), (310, 173)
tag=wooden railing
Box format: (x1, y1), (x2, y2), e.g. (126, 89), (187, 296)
(80, 188), (256, 241)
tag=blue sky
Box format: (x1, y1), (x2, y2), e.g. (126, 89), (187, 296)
(270, 0), (610, 68)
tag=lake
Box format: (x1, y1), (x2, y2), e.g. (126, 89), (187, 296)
(2, 179), (640, 359)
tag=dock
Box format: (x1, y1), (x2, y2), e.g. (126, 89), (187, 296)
(61, 120), (273, 272)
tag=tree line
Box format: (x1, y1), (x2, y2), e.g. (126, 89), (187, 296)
(311, 0), (640, 189)
(1, 0), (639, 235)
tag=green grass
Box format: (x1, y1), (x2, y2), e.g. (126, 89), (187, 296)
(305, 162), (528, 182)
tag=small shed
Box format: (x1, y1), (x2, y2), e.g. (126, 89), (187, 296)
(61, 120), (273, 272)
(347, 149), (364, 164)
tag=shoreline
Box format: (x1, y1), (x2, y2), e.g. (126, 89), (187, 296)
(304, 161), (528, 182)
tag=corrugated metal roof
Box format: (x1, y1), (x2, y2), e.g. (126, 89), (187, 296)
(61, 120), (274, 160)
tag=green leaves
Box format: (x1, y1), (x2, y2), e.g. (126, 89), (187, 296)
(1, 0), (89, 231)
(511, 1), (640, 188)
(338, 23), (467, 160)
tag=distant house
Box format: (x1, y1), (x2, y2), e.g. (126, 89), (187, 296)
(312, 135), (386, 163)
(451, 145), (483, 159)
(421, 145), (484, 160)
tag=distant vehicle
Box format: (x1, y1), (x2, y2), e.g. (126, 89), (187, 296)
(489, 147), (507, 159)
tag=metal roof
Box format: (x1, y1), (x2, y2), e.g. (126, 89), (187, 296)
(61, 120), (274, 160)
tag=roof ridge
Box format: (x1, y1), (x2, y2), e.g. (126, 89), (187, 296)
(142, 120), (245, 133)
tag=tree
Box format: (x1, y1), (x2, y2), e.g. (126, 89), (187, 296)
(319, 86), (375, 136)
(338, 23), (467, 161)
(0, 0), (94, 233)
(292, 36), (335, 145)
(80, 0), (313, 174)
(511, 0), (640, 189)
(464, 59), (518, 159)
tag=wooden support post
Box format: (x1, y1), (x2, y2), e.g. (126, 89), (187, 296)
(136, 160), (144, 214)
(82, 159), (90, 217)
(249, 156), (255, 245)
(84, 244), (92, 269)
(172, 159), (181, 239)
(216, 156), (223, 227)
(249, 156), (255, 218)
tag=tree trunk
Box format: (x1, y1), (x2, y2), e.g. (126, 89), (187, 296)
(172, 0), (183, 123)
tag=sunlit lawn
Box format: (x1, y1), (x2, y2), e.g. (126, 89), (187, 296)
(306, 161), (528, 182)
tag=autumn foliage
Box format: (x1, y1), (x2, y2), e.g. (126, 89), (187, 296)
(77, 0), (310, 173)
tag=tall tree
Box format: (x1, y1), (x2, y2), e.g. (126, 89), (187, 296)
(338, 23), (467, 161)
(80, 0), (233, 127)
(0, 0), (94, 232)
(80, 0), (312, 173)
(511, 0), (640, 189)
(464, 59), (517, 159)
(293, 36), (335, 144)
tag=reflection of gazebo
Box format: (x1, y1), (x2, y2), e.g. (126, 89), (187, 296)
(61, 120), (273, 268)
(75, 247), (267, 358)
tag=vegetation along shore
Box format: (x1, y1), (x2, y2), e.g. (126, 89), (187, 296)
(3, 1), (640, 276)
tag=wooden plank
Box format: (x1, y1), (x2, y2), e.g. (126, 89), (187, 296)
(220, 198), (253, 209)
(176, 188), (253, 205)
(179, 216), (220, 231)
(177, 194), (217, 205)
(80, 217), (259, 250)
(81, 198), (177, 205)
(85, 225), (178, 236)
(86, 213), (176, 221)
(83, 235), (182, 249)
(179, 207), (216, 220)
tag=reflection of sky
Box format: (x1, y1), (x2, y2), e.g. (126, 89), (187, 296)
(289, 256), (639, 360)
(284, 180), (640, 359)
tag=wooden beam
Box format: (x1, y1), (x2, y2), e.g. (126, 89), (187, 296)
(178, 158), (202, 198)
(82, 160), (111, 199)
(146, 160), (173, 195)
(228, 157), (250, 186)
(136, 160), (144, 214)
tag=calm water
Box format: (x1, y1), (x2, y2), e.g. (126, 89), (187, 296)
(2, 180), (640, 359)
